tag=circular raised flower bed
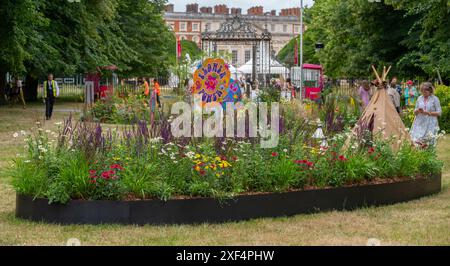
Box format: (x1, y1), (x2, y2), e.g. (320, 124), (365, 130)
(15, 174), (441, 225)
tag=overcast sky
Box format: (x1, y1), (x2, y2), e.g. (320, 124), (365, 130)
(169, 0), (315, 12)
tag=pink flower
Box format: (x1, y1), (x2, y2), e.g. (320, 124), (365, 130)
(110, 164), (124, 171)
(271, 152), (278, 157)
(89, 170), (96, 175)
(205, 75), (218, 92)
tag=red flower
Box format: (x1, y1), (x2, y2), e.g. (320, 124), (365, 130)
(232, 156), (238, 161)
(306, 162), (314, 168)
(368, 147), (375, 154)
(101, 172), (110, 179)
(338, 155), (347, 161)
(199, 170), (206, 176)
(110, 164), (124, 171)
(90, 179), (97, 184)
(89, 170), (97, 175)
(90, 175), (98, 179)
(271, 152), (278, 157)
(220, 155), (227, 161)
(101, 170), (115, 179)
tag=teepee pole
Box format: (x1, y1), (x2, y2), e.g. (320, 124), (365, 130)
(371, 65), (381, 83)
(384, 66), (392, 81)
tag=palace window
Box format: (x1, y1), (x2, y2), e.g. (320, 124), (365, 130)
(192, 23), (199, 32)
(232, 50), (238, 65)
(180, 22), (187, 32)
(245, 50), (251, 63)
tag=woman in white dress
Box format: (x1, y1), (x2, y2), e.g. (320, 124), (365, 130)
(410, 82), (442, 146)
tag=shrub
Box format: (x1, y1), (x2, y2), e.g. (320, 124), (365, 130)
(434, 85), (449, 131)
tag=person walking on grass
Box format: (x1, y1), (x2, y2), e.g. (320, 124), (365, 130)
(153, 79), (161, 108)
(43, 73), (59, 120)
(15, 76), (26, 109)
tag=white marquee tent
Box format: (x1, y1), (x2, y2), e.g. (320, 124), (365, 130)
(237, 58), (290, 76)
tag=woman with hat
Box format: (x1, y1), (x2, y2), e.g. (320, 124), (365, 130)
(404, 80), (417, 107)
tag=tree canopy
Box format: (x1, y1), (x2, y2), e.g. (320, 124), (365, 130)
(0, 0), (175, 81)
(278, 0), (449, 81)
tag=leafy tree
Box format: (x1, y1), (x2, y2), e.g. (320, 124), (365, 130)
(307, 0), (415, 78)
(0, 0), (46, 102)
(386, 0), (450, 81)
(116, 0), (175, 78)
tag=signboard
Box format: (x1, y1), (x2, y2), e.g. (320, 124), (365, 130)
(192, 58), (230, 106)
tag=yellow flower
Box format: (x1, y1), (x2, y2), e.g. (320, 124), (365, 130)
(216, 173), (220, 177)
(205, 166), (209, 170)
(195, 154), (201, 159)
(194, 165), (200, 172)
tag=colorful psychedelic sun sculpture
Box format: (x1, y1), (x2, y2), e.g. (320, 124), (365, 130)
(222, 78), (243, 109)
(192, 58), (230, 106)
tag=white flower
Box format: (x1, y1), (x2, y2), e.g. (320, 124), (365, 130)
(55, 122), (63, 126)
(149, 137), (162, 144)
(38, 156), (43, 160)
(283, 149), (288, 153)
(16, 154), (21, 157)
(35, 121), (41, 125)
(186, 151), (195, 159)
(13, 132), (19, 138)
(173, 160), (178, 164)
(24, 160), (31, 163)
(20, 130), (26, 136)
(45, 130), (51, 133)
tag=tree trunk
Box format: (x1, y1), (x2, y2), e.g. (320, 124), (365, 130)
(24, 74), (38, 101)
(0, 70), (7, 105)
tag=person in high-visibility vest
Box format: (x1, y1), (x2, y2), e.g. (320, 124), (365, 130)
(153, 79), (161, 108)
(43, 73), (59, 120)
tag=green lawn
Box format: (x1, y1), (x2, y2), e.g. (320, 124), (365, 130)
(0, 101), (449, 246)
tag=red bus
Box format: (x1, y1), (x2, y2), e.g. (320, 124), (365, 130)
(291, 64), (324, 101)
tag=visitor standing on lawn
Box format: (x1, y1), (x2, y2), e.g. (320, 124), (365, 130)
(15, 76), (26, 109)
(43, 73), (59, 120)
(410, 82), (442, 146)
(404, 80), (417, 107)
(143, 78), (150, 97)
(388, 79), (401, 114)
(153, 79), (161, 108)
(358, 80), (371, 110)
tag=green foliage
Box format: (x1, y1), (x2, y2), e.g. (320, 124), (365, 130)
(180, 40), (202, 61)
(301, 0), (450, 80)
(0, 0), (174, 80)
(434, 85), (450, 131)
(10, 105), (443, 204)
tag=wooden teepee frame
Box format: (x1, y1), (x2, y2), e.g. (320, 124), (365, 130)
(351, 65), (411, 151)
